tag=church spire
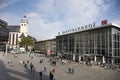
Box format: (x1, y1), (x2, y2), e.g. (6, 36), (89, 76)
(21, 15), (28, 23)
(20, 15), (28, 37)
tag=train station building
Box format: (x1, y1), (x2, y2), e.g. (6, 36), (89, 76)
(56, 22), (120, 65)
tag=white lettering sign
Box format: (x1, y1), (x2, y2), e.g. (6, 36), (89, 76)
(58, 22), (96, 35)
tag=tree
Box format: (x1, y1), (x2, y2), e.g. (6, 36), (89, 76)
(19, 36), (35, 51)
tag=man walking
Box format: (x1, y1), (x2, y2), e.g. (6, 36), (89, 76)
(44, 65), (47, 71)
(39, 71), (42, 80)
(49, 71), (54, 80)
(30, 62), (34, 72)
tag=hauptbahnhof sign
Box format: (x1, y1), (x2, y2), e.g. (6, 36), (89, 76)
(58, 22), (96, 35)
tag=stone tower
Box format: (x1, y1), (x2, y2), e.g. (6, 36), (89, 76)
(20, 15), (28, 37)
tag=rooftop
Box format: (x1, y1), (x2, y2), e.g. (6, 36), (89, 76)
(57, 23), (120, 36)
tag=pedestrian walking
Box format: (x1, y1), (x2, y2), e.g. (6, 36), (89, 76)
(52, 67), (55, 73)
(8, 60), (13, 67)
(39, 71), (42, 80)
(30, 62), (34, 72)
(31, 56), (33, 59)
(24, 63), (27, 68)
(23, 61), (25, 64)
(71, 68), (74, 73)
(44, 65), (47, 71)
(8, 60), (12, 64)
(19, 60), (23, 65)
(39, 59), (43, 63)
(8, 60), (10, 64)
(14, 54), (18, 58)
(49, 71), (54, 80)
(68, 66), (71, 73)
(27, 60), (29, 64)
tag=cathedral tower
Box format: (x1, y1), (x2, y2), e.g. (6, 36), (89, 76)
(20, 15), (28, 37)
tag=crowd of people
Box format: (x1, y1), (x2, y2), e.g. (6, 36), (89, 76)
(1, 52), (119, 80)
(6, 53), (58, 80)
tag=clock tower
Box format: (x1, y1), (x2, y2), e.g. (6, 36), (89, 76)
(20, 15), (28, 37)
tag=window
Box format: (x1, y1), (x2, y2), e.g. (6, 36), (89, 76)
(21, 24), (23, 26)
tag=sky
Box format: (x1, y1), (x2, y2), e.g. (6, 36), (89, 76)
(0, 0), (120, 41)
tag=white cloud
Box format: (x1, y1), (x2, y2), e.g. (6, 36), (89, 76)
(94, 0), (113, 11)
(34, 0), (101, 27)
(26, 12), (63, 40)
(0, 0), (116, 41)
(27, 0), (114, 40)
(0, 0), (20, 9)
(26, 12), (39, 18)
(112, 18), (120, 25)
(95, 0), (105, 5)
(0, 12), (21, 25)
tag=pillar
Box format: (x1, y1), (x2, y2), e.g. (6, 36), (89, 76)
(73, 54), (75, 61)
(94, 55), (97, 62)
(10, 33), (13, 45)
(14, 33), (16, 46)
(79, 55), (81, 62)
(5, 43), (8, 54)
(102, 56), (105, 63)
(111, 58), (114, 65)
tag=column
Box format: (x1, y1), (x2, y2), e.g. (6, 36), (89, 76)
(8, 33), (10, 48)
(12, 33), (15, 45)
(9, 33), (13, 48)
(111, 58), (114, 65)
(94, 55), (97, 62)
(73, 54), (75, 61)
(79, 55), (81, 62)
(14, 33), (16, 45)
(5, 43), (8, 54)
(16, 33), (18, 47)
(102, 56), (105, 63)
(10, 33), (13, 45)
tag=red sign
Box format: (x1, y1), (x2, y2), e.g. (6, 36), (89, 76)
(0, 42), (6, 45)
(47, 50), (51, 55)
(101, 20), (107, 25)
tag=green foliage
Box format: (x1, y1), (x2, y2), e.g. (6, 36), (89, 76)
(19, 37), (35, 47)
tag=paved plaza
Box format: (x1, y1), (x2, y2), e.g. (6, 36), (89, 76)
(0, 53), (120, 80)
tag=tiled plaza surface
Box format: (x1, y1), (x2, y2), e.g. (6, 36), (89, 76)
(0, 53), (120, 80)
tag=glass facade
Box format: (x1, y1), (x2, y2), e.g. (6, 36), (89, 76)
(0, 19), (9, 52)
(56, 24), (120, 65)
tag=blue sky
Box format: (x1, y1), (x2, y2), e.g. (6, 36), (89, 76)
(0, 0), (120, 41)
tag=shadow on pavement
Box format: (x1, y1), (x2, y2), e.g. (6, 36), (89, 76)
(64, 71), (74, 74)
(0, 59), (49, 80)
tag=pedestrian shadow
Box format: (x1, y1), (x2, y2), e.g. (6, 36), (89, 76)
(24, 65), (50, 80)
(0, 59), (50, 80)
(64, 71), (74, 74)
(0, 60), (21, 80)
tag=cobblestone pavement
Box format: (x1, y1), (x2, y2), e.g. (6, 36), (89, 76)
(0, 53), (120, 80)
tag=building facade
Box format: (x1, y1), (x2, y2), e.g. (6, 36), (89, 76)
(0, 19), (9, 42)
(56, 23), (120, 65)
(7, 25), (20, 32)
(9, 32), (19, 49)
(0, 19), (9, 52)
(35, 39), (56, 55)
(8, 16), (28, 49)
